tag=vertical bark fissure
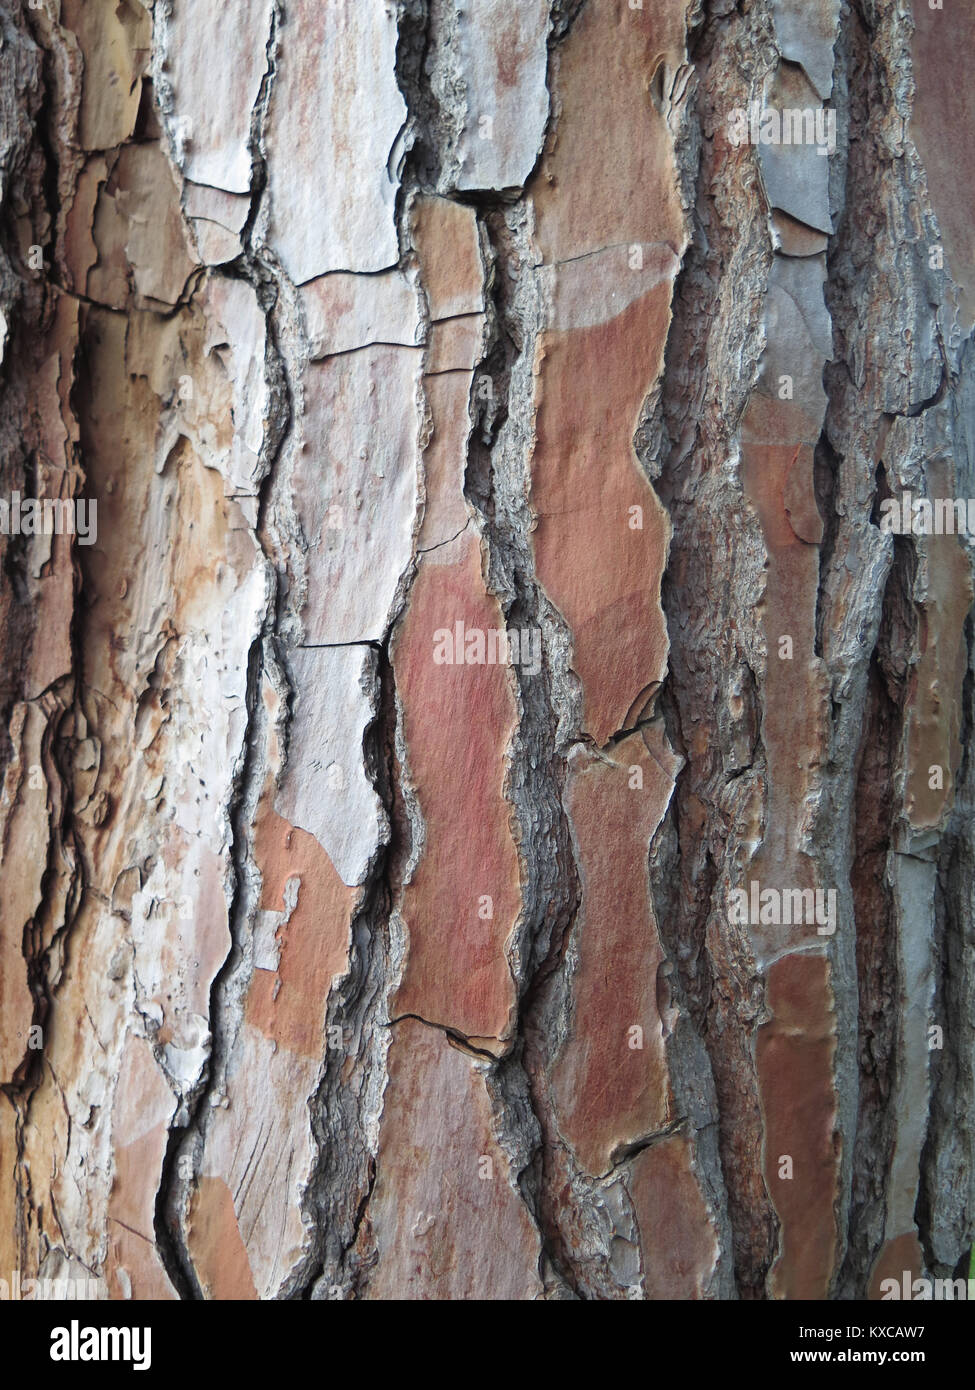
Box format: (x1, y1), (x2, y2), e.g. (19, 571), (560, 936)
(152, 2), (290, 1297)
(468, 204), (585, 1296)
(655, 0), (780, 1298)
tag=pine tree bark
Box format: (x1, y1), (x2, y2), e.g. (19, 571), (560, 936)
(0, 0), (972, 1301)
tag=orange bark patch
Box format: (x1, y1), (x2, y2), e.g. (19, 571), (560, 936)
(186, 1176), (259, 1301)
(246, 804), (355, 1059)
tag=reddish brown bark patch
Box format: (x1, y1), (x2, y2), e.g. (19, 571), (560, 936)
(531, 290), (672, 747)
(358, 1019), (542, 1300)
(417, 371), (473, 550)
(106, 1037), (178, 1299)
(868, 1231), (924, 1302)
(901, 462), (972, 830)
(531, 0), (688, 263)
(412, 197), (483, 321)
(0, 1098), (18, 1277)
(741, 413), (831, 956)
(757, 952), (840, 1299)
(628, 1133), (719, 1299)
(392, 533), (520, 1049)
(912, 4), (975, 328)
(551, 733), (677, 1174)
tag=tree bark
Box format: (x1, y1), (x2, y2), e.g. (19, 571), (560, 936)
(0, 0), (972, 1301)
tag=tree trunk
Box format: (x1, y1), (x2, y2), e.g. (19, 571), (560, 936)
(0, 0), (972, 1302)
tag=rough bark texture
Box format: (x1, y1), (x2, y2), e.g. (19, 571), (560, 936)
(0, 0), (972, 1301)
